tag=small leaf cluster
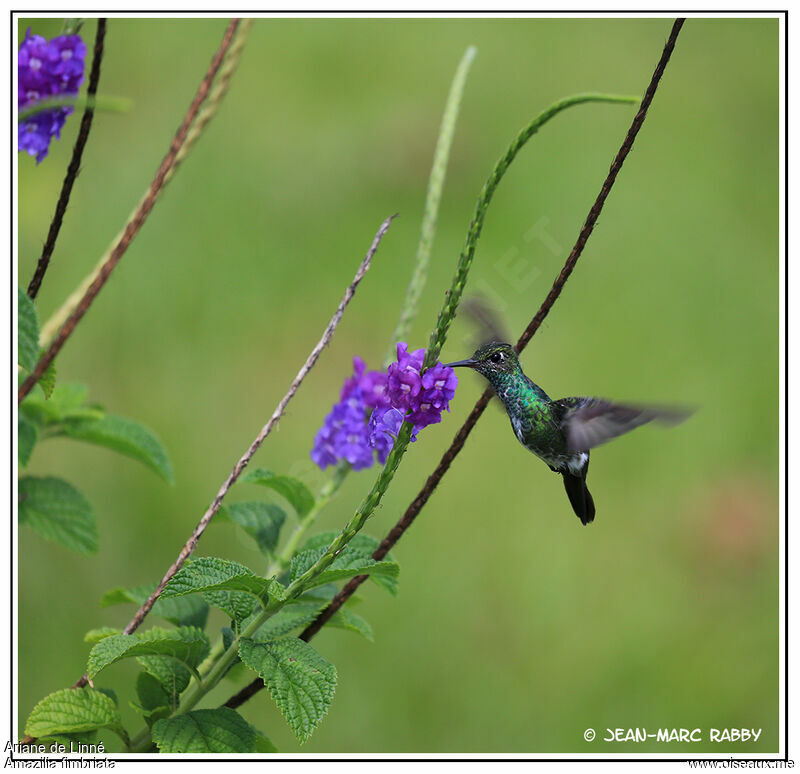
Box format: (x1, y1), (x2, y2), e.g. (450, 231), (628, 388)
(24, 468), (399, 752)
(18, 287), (173, 554)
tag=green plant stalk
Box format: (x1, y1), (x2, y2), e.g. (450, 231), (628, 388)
(190, 463), (349, 683)
(18, 94), (131, 121)
(266, 462), (349, 577)
(38, 19), (254, 348)
(61, 18), (84, 35)
(386, 45), (477, 365)
(422, 92), (640, 371)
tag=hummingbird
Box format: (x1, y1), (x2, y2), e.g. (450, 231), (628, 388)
(445, 342), (691, 525)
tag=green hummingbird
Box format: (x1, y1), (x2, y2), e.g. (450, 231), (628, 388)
(445, 341), (691, 525)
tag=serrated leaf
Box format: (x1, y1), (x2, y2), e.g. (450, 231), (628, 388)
(162, 557), (278, 604)
(20, 382), (90, 425)
(256, 602), (322, 640)
(87, 626), (209, 679)
(302, 531), (399, 595)
(18, 414), (37, 467)
(18, 286), (39, 372)
(290, 545), (398, 590)
(238, 637), (336, 743)
(36, 352), (56, 398)
(25, 687), (128, 743)
(152, 708), (276, 753)
(84, 627), (122, 644)
(328, 609), (374, 642)
(100, 583), (209, 629)
(241, 469), (314, 519)
(135, 671), (176, 715)
(226, 501), (286, 556)
(203, 590), (257, 624)
(56, 414), (174, 484)
(18, 476), (97, 554)
(137, 656), (191, 700)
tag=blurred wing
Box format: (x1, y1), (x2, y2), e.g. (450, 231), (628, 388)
(461, 296), (511, 349)
(557, 397), (693, 453)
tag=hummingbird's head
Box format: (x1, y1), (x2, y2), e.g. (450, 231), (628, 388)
(445, 341), (520, 378)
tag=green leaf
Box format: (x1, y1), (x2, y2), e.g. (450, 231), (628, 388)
(20, 382), (90, 425)
(290, 545), (399, 590)
(328, 609), (374, 642)
(100, 583), (209, 629)
(256, 602), (322, 640)
(84, 627), (122, 643)
(18, 476), (97, 554)
(133, 671), (178, 721)
(18, 414), (37, 467)
(135, 671), (171, 710)
(241, 469), (314, 519)
(25, 687), (128, 743)
(152, 708), (277, 753)
(56, 414), (174, 484)
(37, 352), (57, 399)
(18, 286), (39, 372)
(137, 656), (191, 700)
(203, 590), (257, 624)
(225, 501), (286, 556)
(303, 531), (399, 595)
(238, 637), (336, 743)
(87, 626), (210, 679)
(162, 557), (280, 604)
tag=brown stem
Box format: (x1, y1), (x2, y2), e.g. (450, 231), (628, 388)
(26, 19), (107, 300)
(18, 19), (240, 404)
(224, 17), (685, 711)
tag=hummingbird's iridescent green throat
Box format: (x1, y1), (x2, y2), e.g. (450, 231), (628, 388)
(445, 341), (691, 526)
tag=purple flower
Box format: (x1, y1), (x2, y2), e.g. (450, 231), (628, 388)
(312, 363), (384, 471)
(18, 29), (86, 163)
(387, 342), (425, 410)
(341, 356), (390, 410)
(421, 362), (458, 409)
(311, 346), (459, 471)
(386, 342), (458, 428)
(368, 407), (419, 463)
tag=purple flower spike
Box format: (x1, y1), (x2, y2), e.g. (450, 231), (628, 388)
(18, 29), (86, 163)
(311, 346), (459, 472)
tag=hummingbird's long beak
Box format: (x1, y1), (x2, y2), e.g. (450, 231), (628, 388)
(444, 358), (477, 369)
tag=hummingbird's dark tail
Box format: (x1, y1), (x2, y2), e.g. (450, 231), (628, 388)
(561, 469), (595, 525)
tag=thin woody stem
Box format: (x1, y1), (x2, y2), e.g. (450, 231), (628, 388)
(19, 19), (240, 403)
(26, 19), (107, 300)
(67, 214), (395, 694)
(224, 17), (685, 710)
(38, 20), (253, 349)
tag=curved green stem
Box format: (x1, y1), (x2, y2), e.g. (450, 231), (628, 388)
(423, 92), (640, 370)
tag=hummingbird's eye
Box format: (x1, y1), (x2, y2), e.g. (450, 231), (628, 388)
(489, 352), (503, 364)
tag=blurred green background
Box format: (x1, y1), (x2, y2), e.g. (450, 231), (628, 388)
(18, 17), (779, 754)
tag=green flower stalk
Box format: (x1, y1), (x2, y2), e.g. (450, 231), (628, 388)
(423, 92), (640, 371)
